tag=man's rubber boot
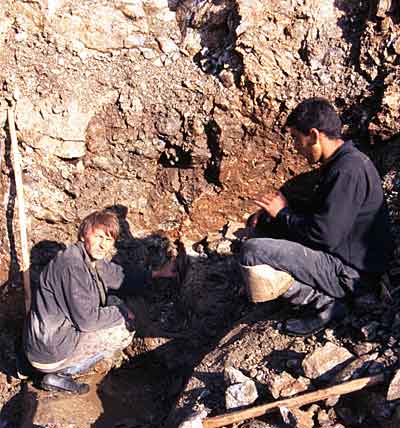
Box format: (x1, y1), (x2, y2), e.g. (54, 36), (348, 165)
(281, 280), (334, 310)
(240, 264), (294, 303)
(283, 300), (347, 337)
(41, 373), (89, 395)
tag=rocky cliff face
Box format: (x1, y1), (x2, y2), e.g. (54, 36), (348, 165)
(0, 0), (399, 285)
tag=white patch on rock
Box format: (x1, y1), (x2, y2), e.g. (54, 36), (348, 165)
(178, 410), (207, 428)
(388, 369), (400, 401)
(225, 381), (258, 410)
(225, 367), (250, 384)
(36, 136), (85, 159)
(46, 0), (66, 15)
(125, 34), (146, 48)
(15, 96), (93, 149)
(302, 342), (353, 380)
(157, 37), (179, 55)
(224, 367), (258, 410)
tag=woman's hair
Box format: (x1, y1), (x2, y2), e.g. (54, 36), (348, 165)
(77, 209), (120, 241)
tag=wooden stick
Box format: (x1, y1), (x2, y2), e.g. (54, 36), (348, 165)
(203, 373), (385, 428)
(8, 107), (31, 314)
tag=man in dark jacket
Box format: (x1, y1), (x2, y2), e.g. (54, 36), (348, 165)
(23, 209), (176, 394)
(240, 97), (393, 337)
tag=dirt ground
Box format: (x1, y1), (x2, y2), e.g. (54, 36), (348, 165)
(0, 1), (399, 427)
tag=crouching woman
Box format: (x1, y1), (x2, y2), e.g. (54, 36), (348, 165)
(23, 209), (175, 394)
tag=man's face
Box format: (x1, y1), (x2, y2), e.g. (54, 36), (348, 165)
(83, 227), (115, 261)
(290, 128), (322, 164)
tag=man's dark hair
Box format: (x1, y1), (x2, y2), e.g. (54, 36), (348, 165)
(78, 209), (120, 241)
(286, 97), (342, 139)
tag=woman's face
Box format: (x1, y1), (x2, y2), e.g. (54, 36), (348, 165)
(83, 227), (115, 260)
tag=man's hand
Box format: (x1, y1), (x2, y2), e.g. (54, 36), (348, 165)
(125, 308), (135, 321)
(246, 208), (264, 228)
(254, 191), (288, 218)
(152, 258), (177, 279)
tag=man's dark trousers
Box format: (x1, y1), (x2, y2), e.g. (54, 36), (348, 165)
(240, 237), (365, 307)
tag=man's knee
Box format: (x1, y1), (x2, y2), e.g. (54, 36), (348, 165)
(240, 238), (262, 266)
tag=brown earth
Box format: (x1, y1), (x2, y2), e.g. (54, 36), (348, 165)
(0, 0), (399, 427)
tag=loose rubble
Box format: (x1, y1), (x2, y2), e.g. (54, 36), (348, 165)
(0, 1), (399, 427)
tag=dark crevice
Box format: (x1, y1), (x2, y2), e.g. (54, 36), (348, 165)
(158, 142), (193, 169)
(204, 119), (222, 187)
(174, 190), (191, 214)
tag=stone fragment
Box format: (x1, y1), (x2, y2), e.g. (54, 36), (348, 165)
(145, 0), (169, 10)
(280, 405), (318, 428)
(224, 367), (258, 409)
(353, 342), (379, 356)
(140, 47), (157, 59)
(223, 221), (245, 241)
(125, 34), (146, 48)
(53, 5), (132, 51)
(16, 96), (93, 145)
(360, 321), (380, 341)
(376, 0), (393, 17)
(182, 29), (202, 54)
(178, 411), (207, 428)
(331, 353), (379, 384)
(224, 366), (249, 384)
(241, 421), (280, 428)
(36, 136), (86, 159)
(325, 395), (339, 407)
(156, 111), (182, 136)
(157, 37), (179, 55)
(302, 342), (353, 380)
(387, 369), (400, 401)
(225, 380), (258, 410)
(47, 0), (67, 15)
(266, 371), (310, 399)
(215, 239), (232, 255)
(118, 1), (146, 18)
(317, 409), (332, 425)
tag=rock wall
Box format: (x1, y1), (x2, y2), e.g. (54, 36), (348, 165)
(0, 0), (399, 285)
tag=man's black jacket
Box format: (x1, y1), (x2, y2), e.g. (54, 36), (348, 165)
(276, 141), (393, 273)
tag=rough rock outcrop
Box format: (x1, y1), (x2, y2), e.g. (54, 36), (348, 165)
(1, 0), (400, 287)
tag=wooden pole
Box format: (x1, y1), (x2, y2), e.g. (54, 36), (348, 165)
(202, 373), (385, 428)
(7, 107), (31, 315)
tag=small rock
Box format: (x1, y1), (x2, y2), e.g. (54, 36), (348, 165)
(241, 421), (280, 428)
(387, 369), (400, 401)
(125, 34), (146, 48)
(178, 410), (207, 428)
(317, 409), (331, 425)
(353, 342), (379, 356)
(331, 353), (379, 384)
(219, 69), (235, 88)
(225, 367), (250, 384)
(302, 342), (353, 380)
(325, 395), (339, 407)
(140, 47), (157, 59)
(156, 110), (182, 136)
(225, 365), (258, 409)
(215, 239), (232, 255)
(266, 371), (310, 399)
(225, 380), (258, 410)
(157, 37), (179, 55)
(280, 405), (318, 428)
(360, 321), (380, 341)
